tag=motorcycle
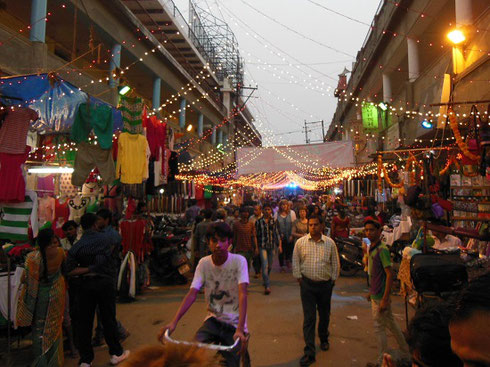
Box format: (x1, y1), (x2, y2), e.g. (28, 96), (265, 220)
(150, 231), (192, 285)
(335, 236), (365, 277)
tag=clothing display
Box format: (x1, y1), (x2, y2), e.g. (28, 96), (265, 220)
(71, 102), (114, 150)
(0, 107), (38, 154)
(120, 219), (152, 262)
(120, 95), (144, 134)
(0, 190), (38, 241)
(36, 174), (55, 197)
(60, 173), (79, 197)
(68, 196), (88, 223)
(38, 196), (55, 225)
(72, 142), (115, 186)
(168, 151), (179, 181)
(0, 146), (30, 202)
(0, 267), (25, 329)
(116, 132), (149, 184)
(143, 113), (166, 160)
(118, 251), (136, 299)
(121, 183), (145, 200)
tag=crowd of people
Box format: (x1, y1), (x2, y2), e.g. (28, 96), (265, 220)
(14, 194), (490, 367)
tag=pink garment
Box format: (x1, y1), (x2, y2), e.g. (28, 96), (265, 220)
(0, 146), (30, 202)
(0, 107), (38, 154)
(38, 196), (55, 224)
(36, 174), (55, 197)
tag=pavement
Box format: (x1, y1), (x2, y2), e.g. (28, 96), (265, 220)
(3, 266), (412, 367)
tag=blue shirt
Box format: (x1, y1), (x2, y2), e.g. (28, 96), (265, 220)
(67, 230), (115, 279)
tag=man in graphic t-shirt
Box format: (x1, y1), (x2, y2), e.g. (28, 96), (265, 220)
(158, 222), (249, 367)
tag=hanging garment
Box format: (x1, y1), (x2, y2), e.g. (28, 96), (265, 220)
(0, 107), (38, 154)
(146, 159), (155, 195)
(168, 151), (179, 182)
(120, 219), (152, 262)
(68, 196), (88, 223)
(36, 174), (55, 198)
(38, 196), (55, 225)
(118, 251), (136, 299)
(52, 198), (70, 238)
(154, 150), (164, 187)
(0, 191), (38, 241)
(72, 142), (115, 186)
(71, 102), (114, 150)
(143, 112), (166, 159)
(120, 96), (144, 134)
(103, 185), (120, 213)
(116, 132), (149, 184)
(121, 183), (145, 200)
(59, 173), (79, 198)
(0, 267), (25, 329)
(0, 146), (30, 203)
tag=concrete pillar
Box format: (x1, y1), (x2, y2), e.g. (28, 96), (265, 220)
(218, 128), (223, 145)
(109, 44), (121, 88)
(382, 73), (392, 102)
(30, 0), (47, 43)
(152, 77), (161, 112)
(197, 113), (204, 137)
(455, 0), (472, 26)
(211, 126), (217, 145)
(179, 98), (186, 129)
(407, 38), (420, 82)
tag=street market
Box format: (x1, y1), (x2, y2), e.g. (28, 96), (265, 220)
(0, 1), (489, 367)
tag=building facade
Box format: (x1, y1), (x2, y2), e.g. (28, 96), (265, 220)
(326, 0), (489, 164)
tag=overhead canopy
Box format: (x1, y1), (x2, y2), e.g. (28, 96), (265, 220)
(0, 73), (122, 134)
(236, 141), (355, 176)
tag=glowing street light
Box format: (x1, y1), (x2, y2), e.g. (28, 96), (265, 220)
(447, 29), (466, 45)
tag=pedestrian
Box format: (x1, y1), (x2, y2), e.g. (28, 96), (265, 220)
(275, 199), (296, 271)
(255, 203), (282, 295)
(194, 209), (213, 265)
(249, 204), (263, 279)
(61, 220), (81, 251)
(449, 273), (490, 367)
(92, 208), (130, 347)
(17, 228), (66, 367)
(331, 208), (350, 239)
(232, 206), (258, 273)
(226, 207), (240, 228)
(292, 215), (340, 367)
(364, 218), (408, 367)
(185, 199), (201, 224)
(158, 222), (249, 367)
(66, 213), (130, 366)
(292, 207), (309, 243)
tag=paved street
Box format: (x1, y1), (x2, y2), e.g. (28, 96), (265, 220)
(60, 268), (410, 367)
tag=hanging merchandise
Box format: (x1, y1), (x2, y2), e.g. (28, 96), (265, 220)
(0, 146), (30, 203)
(53, 197), (70, 238)
(36, 174), (55, 197)
(120, 219), (153, 263)
(0, 191), (38, 241)
(72, 142), (116, 186)
(0, 107), (38, 154)
(120, 95), (144, 135)
(68, 196), (88, 223)
(60, 173), (79, 198)
(102, 185), (121, 216)
(168, 151), (179, 182)
(71, 102), (114, 150)
(143, 109), (166, 160)
(361, 102), (378, 130)
(116, 132), (150, 184)
(121, 183), (145, 200)
(38, 196), (55, 226)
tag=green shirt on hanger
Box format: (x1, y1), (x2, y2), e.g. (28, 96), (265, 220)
(71, 103), (114, 150)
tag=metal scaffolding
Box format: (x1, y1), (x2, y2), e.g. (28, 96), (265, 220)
(188, 0), (244, 88)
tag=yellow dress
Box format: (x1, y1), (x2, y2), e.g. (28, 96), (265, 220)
(116, 132), (149, 184)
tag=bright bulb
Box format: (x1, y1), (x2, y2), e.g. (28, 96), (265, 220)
(28, 167), (74, 174)
(447, 29), (466, 45)
(119, 86), (131, 95)
(186, 124), (193, 132)
(421, 120), (433, 129)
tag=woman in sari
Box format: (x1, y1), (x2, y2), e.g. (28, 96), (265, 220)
(17, 228), (66, 367)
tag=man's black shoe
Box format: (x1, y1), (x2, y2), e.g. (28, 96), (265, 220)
(320, 341), (329, 351)
(300, 354), (315, 366)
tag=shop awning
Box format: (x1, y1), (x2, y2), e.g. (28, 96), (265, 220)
(0, 73), (122, 134)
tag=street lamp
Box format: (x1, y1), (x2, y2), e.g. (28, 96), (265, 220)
(447, 29), (466, 45)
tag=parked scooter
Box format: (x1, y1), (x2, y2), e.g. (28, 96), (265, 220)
(334, 236), (365, 277)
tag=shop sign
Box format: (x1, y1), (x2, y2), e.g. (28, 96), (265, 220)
(362, 102), (378, 129)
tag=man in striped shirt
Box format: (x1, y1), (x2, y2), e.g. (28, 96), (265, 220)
(292, 214), (340, 367)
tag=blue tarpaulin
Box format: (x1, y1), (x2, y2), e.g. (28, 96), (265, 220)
(0, 73), (122, 133)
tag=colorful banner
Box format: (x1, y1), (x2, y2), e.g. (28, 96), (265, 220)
(362, 102), (378, 130)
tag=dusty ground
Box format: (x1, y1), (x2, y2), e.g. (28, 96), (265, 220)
(3, 267), (412, 367)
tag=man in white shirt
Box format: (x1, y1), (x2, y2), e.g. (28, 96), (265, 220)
(158, 222), (249, 367)
(293, 215), (340, 367)
(430, 230), (462, 250)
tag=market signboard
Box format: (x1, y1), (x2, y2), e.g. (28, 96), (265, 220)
(361, 102), (378, 130)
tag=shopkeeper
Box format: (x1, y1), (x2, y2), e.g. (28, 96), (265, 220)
(430, 223), (462, 251)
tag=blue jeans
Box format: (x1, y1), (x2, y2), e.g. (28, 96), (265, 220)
(259, 248), (274, 288)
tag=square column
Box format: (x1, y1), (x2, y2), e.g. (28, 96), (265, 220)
(198, 113), (204, 137)
(109, 44), (121, 88)
(407, 38), (420, 82)
(30, 0), (47, 43)
(179, 98), (186, 129)
(382, 73), (392, 103)
(211, 126), (217, 145)
(152, 77), (161, 112)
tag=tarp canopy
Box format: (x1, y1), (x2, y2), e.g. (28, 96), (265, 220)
(236, 141), (355, 176)
(0, 73), (122, 133)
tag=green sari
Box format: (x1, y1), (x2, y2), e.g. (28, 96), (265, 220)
(17, 249), (65, 367)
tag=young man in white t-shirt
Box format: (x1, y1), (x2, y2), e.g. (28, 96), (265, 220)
(158, 222), (249, 366)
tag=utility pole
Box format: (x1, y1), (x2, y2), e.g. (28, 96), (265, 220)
(304, 120), (325, 144)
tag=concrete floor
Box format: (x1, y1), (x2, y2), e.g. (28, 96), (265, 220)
(3, 268), (412, 367)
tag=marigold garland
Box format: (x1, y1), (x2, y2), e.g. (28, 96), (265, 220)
(378, 155), (404, 190)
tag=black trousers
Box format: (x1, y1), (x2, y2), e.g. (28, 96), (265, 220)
(252, 253), (261, 274)
(300, 277), (334, 357)
(195, 317), (242, 367)
(279, 239), (293, 266)
(74, 276), (123, 364)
